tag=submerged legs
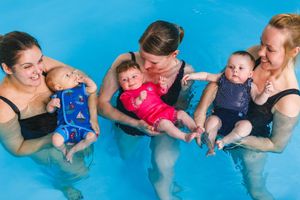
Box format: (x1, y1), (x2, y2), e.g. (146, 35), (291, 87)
(229, 148), (274, 200)
(31, 146), (92, 200)
(149, 134), (180, 200)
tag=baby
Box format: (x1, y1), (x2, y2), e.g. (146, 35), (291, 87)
(183, 51), (274, 155)
(46, 66), (99, 163)
(116, 60), (202, 142)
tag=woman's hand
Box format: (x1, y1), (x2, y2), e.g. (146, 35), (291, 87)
(264, 80), (275, 95)
(46, 98), (60, 113)
(137, 120), (160, 136)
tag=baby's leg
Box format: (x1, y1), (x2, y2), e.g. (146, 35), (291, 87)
(217, 120), (252, 149)
(176, 110), (198, 131)
(203, 115), (222, 156)
(52, 133), (67, 156)
(157, 119), (198, 142)
(66, 132), (97, 163)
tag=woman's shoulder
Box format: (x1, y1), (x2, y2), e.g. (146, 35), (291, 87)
(0, 99), (17, 123)
(274, 90), (300, 117)
(183, 62), (194, 74)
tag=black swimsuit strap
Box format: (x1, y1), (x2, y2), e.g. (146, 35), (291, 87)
(161, 60), (185, 105)
(268, 88), (300, 106)
(0, 96), (21, 119)
(129, 52), (136, 62)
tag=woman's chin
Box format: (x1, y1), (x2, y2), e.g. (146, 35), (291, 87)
(260, 62), (272, 70)
(28, 79), (42, 87)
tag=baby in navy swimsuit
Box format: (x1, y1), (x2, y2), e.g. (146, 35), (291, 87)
(46, 66), (99, 163)
(116, 60), (202, 142)
(183, 51), (274, 155)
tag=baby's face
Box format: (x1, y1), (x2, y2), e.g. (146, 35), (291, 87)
(224, 55), (253, 84)
(54, 67), (81, 90)
(118, 68), (144, 90)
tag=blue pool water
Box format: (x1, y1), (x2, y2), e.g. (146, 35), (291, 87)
(1, 1), (300, 199)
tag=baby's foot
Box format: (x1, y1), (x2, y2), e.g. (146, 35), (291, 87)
(216, 140), (225, 150)
(195, 137), (202, 147)
(185, 132), (198, 143)
(62, 147), (67, 156)
(194, 127), (204, 147)
(61, 186), (83, 200)
(206, 149), (216, 156)
(66, 150), (74, 163)
(195, 126), (205, 134)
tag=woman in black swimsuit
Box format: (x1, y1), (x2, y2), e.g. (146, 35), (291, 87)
(0, 31), (95, 200)
(194, 14), (300, 200)
(98, 20), (195, 199)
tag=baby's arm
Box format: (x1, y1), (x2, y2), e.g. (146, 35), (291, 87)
(182, 72), (222, 85)
(73, 72), (99, 134)
(251, 81), (274, 105)
(158, 76), (168, 94)
(134, 90), (147, 107)
(80, 75), (97, 94)
(73, 71), (99, 134)
(46, 98), (60, 113)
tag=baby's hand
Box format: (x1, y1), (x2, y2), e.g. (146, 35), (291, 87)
(182, 73), (195, 85)
(49, 98), (61, 109)
(159, 76), (168, 89)
(76, 73), (85, 83)
(264, 81), (274, 95)
(140, 90), (147, 100)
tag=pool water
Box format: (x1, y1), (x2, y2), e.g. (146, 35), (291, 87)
(1, 0), (300, 199)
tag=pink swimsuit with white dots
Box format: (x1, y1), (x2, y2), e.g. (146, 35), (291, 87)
(120, 82), (177, 130)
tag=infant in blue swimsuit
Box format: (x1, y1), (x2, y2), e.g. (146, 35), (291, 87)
(183, 51), (274, 156)
(46, 66), (99, 163)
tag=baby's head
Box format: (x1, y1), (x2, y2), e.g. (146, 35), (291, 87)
(225, 51), (256, 84)
(116, 60), (144, 91)
(46, 66), (81, 91)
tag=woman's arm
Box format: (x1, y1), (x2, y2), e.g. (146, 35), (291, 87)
(43, 56), (68, 71)
(239, 110), (299, 153)
(194, 82), (218, 127)
(0, 114), (51, 156)
(240, 95), (300, 153)
(88, 92), (100, 135)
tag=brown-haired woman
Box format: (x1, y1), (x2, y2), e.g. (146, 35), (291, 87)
(194, 13), (300, 200)
(98, 20), (194, 199)
(0, 31), (97, 200)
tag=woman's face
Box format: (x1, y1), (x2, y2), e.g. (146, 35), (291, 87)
(11, 46), (44, 87)
(139, 49), (174, 74)
(258, 25), (287, 71)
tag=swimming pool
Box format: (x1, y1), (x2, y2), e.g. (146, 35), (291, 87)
(1, 0), (300, 199)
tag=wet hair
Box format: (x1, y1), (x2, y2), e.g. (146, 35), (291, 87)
(0, 31), (41, 70)
(116, 60), (141, 76)
(269, 14), (300, 50)
(268, 14), (300, 64)
(139, 20), (184, 56)
(231, 50), (256, 69)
